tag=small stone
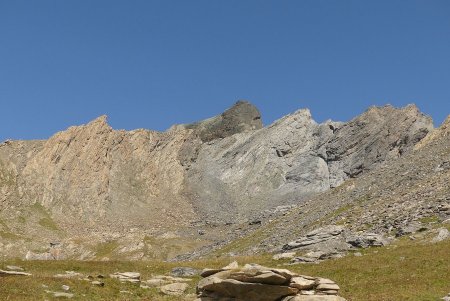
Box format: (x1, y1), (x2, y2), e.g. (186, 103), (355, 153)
(50, 292), (74, 298)
(61, 285), (70, 291)
(290, 277), (315, 290)
(91, 281), (104, 287)
(291, 257), (317, 263)
(110, 272), (140, 283)
(273, 252), (296, 260)
(432, 228), (449, 243)
(6, 265), (24, 271)
(160, 282), (189, 296)
(223, 261), (239, 269)
(316, 283), (340, 291)
(54, 271), (83, 278)
(442, 293), (450, 301)
(0, 269), (32, 276)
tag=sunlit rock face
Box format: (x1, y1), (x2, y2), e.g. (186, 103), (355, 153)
(0, 101), (433, 259)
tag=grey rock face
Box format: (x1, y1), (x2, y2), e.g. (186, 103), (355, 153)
(325, 105), (433, 187)
(184, 104), (432, 222)
(283, 226), (345, 251)
(346, 233), (387, 248)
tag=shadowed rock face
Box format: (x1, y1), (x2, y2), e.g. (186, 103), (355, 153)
(184, 100), (263, 142)
(0, 101), (434, 259)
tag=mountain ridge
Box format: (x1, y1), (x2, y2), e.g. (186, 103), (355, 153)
(0, 101), (435, 260)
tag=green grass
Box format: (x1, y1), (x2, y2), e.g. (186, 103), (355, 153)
(0, 230), (21, 240)
(0, 161), (17, 187)
(32, 203), (60, 232)
(1, 238), (449, 300)
(94, 241), (120, 259)
(212, 219), (280, 256)
(38, 218), (59, 231)
(418, 216), (440, 224)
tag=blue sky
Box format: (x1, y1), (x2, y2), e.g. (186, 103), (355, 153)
(1, 1), (449, 141)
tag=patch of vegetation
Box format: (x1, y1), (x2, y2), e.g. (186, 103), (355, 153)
(213, 220), (281, 256)
(94, 241), (120, 259)
(32, 203), (60, 231)
(38, 217), (59, 231)
(143, 235), (208, 260)
(0, 161), (16, 187)
(419, 216), (440, 224)
(0, 231), (20, 240)
(0, 218), (10, 231)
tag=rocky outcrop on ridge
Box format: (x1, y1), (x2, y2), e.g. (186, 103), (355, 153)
(181, 100), (263, 142)
(0, 101), (434, 260)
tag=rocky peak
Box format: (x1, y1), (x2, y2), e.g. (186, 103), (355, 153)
(185, 100), (263, 142)
(82, 115), (112, 135)
(415, 114), (450, 149)
(441, 115), (450, 133)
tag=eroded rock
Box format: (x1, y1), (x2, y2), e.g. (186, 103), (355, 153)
(196, 263), (345, 301)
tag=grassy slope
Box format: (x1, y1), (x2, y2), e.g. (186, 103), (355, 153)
(1, 238), (449, 301)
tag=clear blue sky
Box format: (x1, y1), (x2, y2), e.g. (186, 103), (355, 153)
(1, 1), (449, 141)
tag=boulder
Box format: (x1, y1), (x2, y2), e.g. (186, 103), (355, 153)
(110, 272), (140, 283)
(198, 278), (298, 301)
(196, 264), (345, 301)
(346, 233), (387, 248)
(283, 226), (344, 250)
(171, 267), (200, 277)
(432, 228), (449, 243)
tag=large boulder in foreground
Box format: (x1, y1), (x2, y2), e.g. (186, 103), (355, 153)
(195, 262), (346, 301)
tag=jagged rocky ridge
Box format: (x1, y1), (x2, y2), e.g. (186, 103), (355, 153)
(0, 101), (434, 259)
(208, 115), (450, 260)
